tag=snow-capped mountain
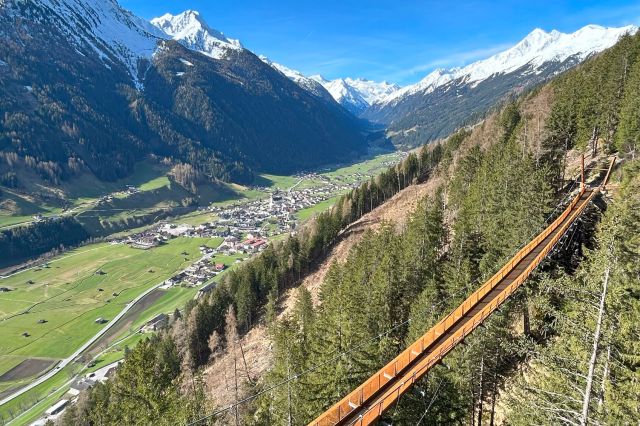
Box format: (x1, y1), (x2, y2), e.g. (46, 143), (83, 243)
(311, 76), (400, 114)
(310, 77), (370, 114)
(380, 24), (637, 106)
(365, 24), (638, 146)
(150, 10), (242, 60)
(2, 0), (165, 88)
(258, 58), (397, 114)
(259, 57), (335, 102)
(341, 78), (401, 105)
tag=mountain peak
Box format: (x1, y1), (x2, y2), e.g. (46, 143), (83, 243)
(308, 75), (400, 113)
(150, 10), (242, 59)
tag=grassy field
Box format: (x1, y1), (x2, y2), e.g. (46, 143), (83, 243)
(295, 196), (342, 221)
(0, 189), (65, 230)
(321, 152), (402, 181)
(0, 250), (250, 423)
(255, 174), (300, 190)
(62, 161), (170, 200)
(0, 362), (78, 424)
(0, 160), (240, 233)
(0, 237), (221, 376)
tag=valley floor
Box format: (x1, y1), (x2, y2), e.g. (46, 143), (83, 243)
(0, 151), (404, 425)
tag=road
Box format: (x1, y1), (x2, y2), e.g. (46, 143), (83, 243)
(288, 179), (303, 192)
(0, 251), (214, 407)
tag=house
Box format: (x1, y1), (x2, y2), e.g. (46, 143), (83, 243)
(130, 236), (158, 250)
(214, 263), (226, 272)
(69, 378), (95, 396)
(198, 282), (217, 297)
(141, 313), (168, 332)
(45, 399), (69, 416)
(251, 239), (267, 251)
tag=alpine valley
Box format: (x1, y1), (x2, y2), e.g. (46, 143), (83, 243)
(2, 2), (640, 425)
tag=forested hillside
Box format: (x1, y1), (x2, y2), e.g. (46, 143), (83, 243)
(53, 30), (640, 426)
(0, 0), (366, 187)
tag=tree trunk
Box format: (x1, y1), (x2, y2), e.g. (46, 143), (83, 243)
(287, 358), (293, 426)
(478, 355), (484, 426)
(523, 298), (531, 337)
(590, 126), (599, 158)
(597, 344), (611, 412)
(561, 137), (569, 187)
(239, 341), (254, 384)
(580, 266), (610, 426)
(234, 348), (240, 426)
(490, 362), (498, 426)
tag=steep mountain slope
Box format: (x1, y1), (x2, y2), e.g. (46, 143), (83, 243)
(364, 24), (638, 147)
(0, 1), (367, 186)
(46, 29), (640, 426)
(311, 76), (400, 114)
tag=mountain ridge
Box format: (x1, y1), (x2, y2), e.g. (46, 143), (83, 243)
(378, 24), (637, 107)
(0, 0), (368, 186)
(310, 75), (400, 114)
(362, 23), (638, 146)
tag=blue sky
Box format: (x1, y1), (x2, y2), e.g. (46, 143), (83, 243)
(121, 0), (640, 85)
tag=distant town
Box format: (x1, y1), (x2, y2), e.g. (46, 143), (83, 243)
(88, 170), (375, 305)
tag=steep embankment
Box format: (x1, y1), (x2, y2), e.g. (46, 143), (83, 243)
(252, 30), (640, 425)
(202, 173), (443, 406)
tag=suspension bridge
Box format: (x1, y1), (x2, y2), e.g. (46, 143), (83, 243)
(310, 156), (616, 426)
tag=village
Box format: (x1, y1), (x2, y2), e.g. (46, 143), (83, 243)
(109, 174), (360, 297)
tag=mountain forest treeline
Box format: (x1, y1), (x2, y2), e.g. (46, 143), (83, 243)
(52, 31), (640, 426)
(0, 217), (90, 268)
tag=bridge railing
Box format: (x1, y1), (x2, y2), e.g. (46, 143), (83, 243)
(310, 186), (596, 426)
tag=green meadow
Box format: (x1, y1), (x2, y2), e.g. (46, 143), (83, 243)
(0, 237), (221, 379)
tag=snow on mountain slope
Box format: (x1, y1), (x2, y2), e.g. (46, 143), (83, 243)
(310, 76), (399, 114)
(259, 56), (334, 101)
(151, 10), (242, 60)
(381, 24), (637, 105)
(342, 78), (400, 105)
(6, 0), (165, 88)
(311, 77), (370, 114)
